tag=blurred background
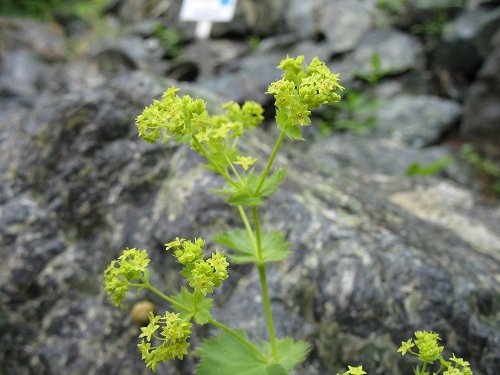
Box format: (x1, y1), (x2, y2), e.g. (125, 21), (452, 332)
(0, 0), (499, 374)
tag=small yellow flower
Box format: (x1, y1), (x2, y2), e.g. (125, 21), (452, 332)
(165, 237), (185, 251)
(347, 365), (366, 375)
(234, 155), (257, 171)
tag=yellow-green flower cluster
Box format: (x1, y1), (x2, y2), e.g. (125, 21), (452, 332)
(135, 87), (264, 172)
(442, 354), (473, 375)
(103, 248), (150, 306)
(165, 238), (229, 296)
(136, 86), (207, 144)
(267, 55), (343, 139)
(413, 330), (444, 363)
(397, 331), (473, 374)
(336, 365), (366, 375)
(138, 311), (192, 372)
(398, 331), (444, 362)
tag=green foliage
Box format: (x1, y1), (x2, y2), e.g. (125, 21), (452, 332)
(0, 0), (107, 20)
(329, 90), (379, 135)
(353, 53), (390, 85)
(153, 23), (182, 58)
(0, 0), (68, 18)
(214, 229), (290, 264)
(406, 157), (452, 176)
(376, 0), (407, 16)
(171, 288), (213, 324)
(196, 333), (309, 375)
(341, 331), (473, 375)
(461, 144), (500, 196)
(247, 35), (262, 51)
(212, 168), (287, 206)
(321, 54), (385, 137)
(411, 11), (449, 36)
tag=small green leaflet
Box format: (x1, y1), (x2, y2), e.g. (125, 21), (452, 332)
(213, 229), (290, 264)
(171, 288), (212, 324)
(196, 332), (287, 375)
(212, 169), (287, 207)
(196, 333), (310, 375)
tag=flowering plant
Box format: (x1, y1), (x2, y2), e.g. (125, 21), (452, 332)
(104, 56), (472, 374)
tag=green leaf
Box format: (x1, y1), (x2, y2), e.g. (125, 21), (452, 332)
(196, 332), (275, 375)
(265, 364), (288, 375)
(278, 122), (303, 140)
(262, 338), (310, 372)
(213, 229), (290, 264)
(211, 169), (286, 207)
(227, 193), (264, 206)
(256, 168), (287, 198)
(171, 288), (213, 324)
(406, 157), (452, 177)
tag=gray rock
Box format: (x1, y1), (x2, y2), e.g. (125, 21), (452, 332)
(375, 94), (462, 147)
(461, 29), (500, 148)
(0, 49), (44, 98)
(307, 133), (459, 177)
(285, 0), (318, 39)
(318, 0), (375, 54)
(203, 52), (283, 103)
(350, 29), (425, 77)
(89, 37), (168, 75)
(434, 7), (500, 76)
(0, 17), (66, 61)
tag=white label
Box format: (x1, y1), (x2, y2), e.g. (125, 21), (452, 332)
(180, 0), (237, 22)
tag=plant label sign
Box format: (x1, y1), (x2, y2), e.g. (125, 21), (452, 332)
(180, 0), (238, 22)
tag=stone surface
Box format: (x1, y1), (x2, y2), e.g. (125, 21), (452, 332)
(1, 2), (500, 375)
(350, 29), (425, 77)
(375, 94), (462, 147)
(435, 7), (500, 76)
(461, 29), (500, 149)
(307, 134), (460, 177)
(203, 52), (283, 103)
(318, 0), (375, 54)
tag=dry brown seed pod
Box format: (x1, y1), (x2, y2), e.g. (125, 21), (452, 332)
(131, 301), (155, 325)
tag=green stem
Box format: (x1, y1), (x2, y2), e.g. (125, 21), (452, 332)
(257, 264), (278, 361)
(253, 205), (278, 361)
(192, 136), (240, 190)
(255, 131), (285, 195)
(237, 205), (259, 256)
(224, 152), (243, 182)
(142, 283), (189, 312)
(252, 207), (263, 260)
(209, 319), (269, 362)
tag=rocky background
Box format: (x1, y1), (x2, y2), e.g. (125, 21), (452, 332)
(1, 0), (500, 374)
